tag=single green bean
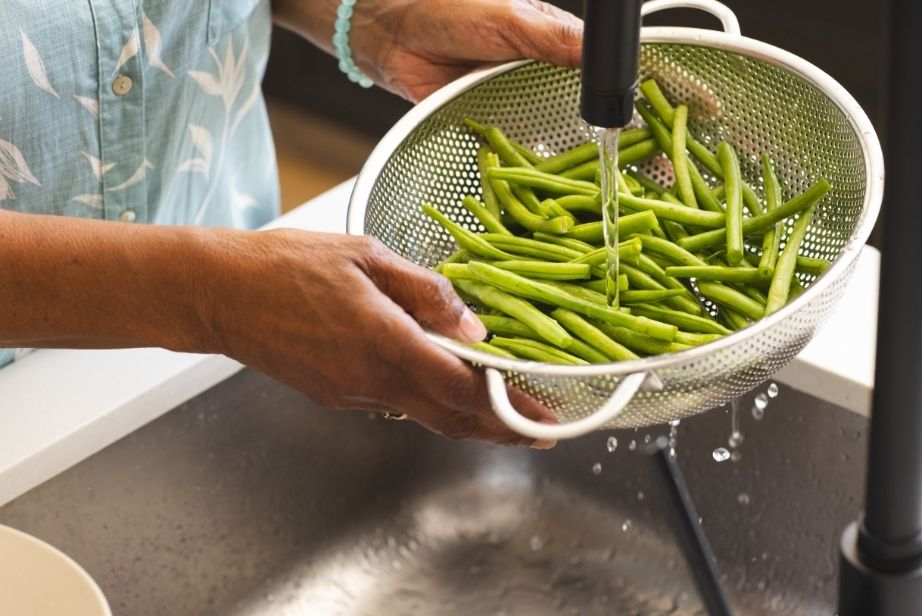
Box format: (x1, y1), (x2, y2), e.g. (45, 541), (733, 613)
(461, 195), (512, 235)
(422, 204), (515, 261)
(488, 260), (591, 280)
(555, 195), (601, 215)
(619, 127), (654, 149)
(758, 154), (783, 278)
(468, 341), (517, 358)
(677, 179), (830, 252)
(510, 183), (547, 215)
(634, 255), (704, 314)
(765, 206), (816, 316)
(795, 256), (831, 276)
(620, 193), (725, 228)
(635, 234), (703, 267)
(665, 265), (768, 284)
(540, 198), (577, 223)
(697, 281), (766, 321)
(481, 233), (583, 262)
(578, 275), (628, 295)
(477, 314), (543, 340)
(721, 307), (751, 331)
(717, 142), (744, 265)
(488, 167), (599, 197)
(511, 141), (543, 165)
(453, 279), (573, 348)
(630, 303), (732, 335)
(488, 165), (573, 235)
(620, 289), (686, 303)
(627, 170), (667, 195)
(560, 159), (598, 181)
(434, 249), (472, 274)
(543, 280), (608, 305)
(532, 232), (594, 253)
(441, 263), (476, 280)
(674, 331), (724, 346)
(618, 138), (660, 167)
(467, 262), (677, 340)
(569, 238), (643, 268)
(490, 336), (587, 364)
(535, 142), (598, 175)
(483, 126), (533, 168)
(789, 276), (806, 300)
(671, 105), (698, 209)
(476, 147), (502, 219)
(552, 308), (639, 361)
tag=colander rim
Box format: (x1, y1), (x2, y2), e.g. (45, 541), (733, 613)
(347, 26), (884, 378)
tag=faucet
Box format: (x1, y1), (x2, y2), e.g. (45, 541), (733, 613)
(580, 0), (644, 129)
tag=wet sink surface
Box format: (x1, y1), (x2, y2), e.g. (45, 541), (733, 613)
(0, 369), (865, 615)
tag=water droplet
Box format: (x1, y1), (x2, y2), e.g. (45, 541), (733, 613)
(767, 382), (779, 398)
(606, 436), (618, 453)
(591, 462), (602, 475)
(737, 493), (751, 505)
(728, 431), (744, 448)
(754, 392), (769, 410)
(621, 519), (632, 532)
(643, 434), (652, 444)
(712, 447), (731, 462)
(628, 439), (637, 451)
(529, 535), (543, 551)
(637, 491), (645, 501)
(730, 450), (742, 462)
(752, 405), (765, 421)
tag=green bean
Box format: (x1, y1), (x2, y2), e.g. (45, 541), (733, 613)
(671, 105), (698, 209)
(560, 159), (599, 181)
(510, 183), (547, 215)
(535, 142), (598, 175)
(543, 280), (608, 305)
(488, 167), (599, 197)
(482, 127), (533, 168)
(665, 265), (768, 284)
(441, 263), (476, 280)
(657, 193), (692, 241)
(717, 142), (744, 265)
(481, 233), (583, 262)
(619, 262), (701, 316)
(711, 184), (726, 202)
(490, 336), (587, 364)
(794, 256), (831, 276)
(620, 289), (686, 303)
(561, 338), (614, 363)
(511, 141), (543, 165)
(461, 195), (512, 235)
(674, 331), (724, 346)
(627, 170), (667, 196)
(618, 138), (660, 167)
(639, 80), (764, 216)
(488, 260), (591, 280)
(579, 275), (628, 295)
(568, 239), (642, 268)
(468, 341), (517, 358)
(636, 234), (703, 267)
(721, 307), (751, 331)
(765, 206), (816, 316)
(696, 281), (766, 321)
(434, 249), (472, 274)
(677, 178), (830, 252)
(488, 162), (573, 235)
(555, 195), (601, 215)
(630, 303), (732, 335)
(552, 308), (639, 361)
(593, 321), (692, 356)
(453, 279), (573, 348)
(634, 255), (704, 314)
(532, 232), (594, 253)
(758, 154), (783, 278)
(540, 198), (577, 223)
(734, 283), (768, 305)
(476, 147), (502, 219)
(619, 193), (725, 228)
(563, 210), (660, 244)
(422, 204), (515, 261)
(789, 276), (806, 300)
(477, 314), (543, 340)
(466, 262), (677, 340)
(619, 127), (654, 149)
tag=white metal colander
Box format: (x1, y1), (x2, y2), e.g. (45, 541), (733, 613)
(347, 0), (883, 440)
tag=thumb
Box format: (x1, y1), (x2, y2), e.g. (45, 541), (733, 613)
(362, 244), (487, 343)
(507, 1), (584, 69)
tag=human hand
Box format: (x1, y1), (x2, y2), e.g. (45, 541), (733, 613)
(206, 228), (557, 448)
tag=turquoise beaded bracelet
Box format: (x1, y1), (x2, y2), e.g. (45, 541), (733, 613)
(333, 0), (374, 88)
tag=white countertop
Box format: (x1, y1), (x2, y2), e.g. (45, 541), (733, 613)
(0, 178), (880, 507)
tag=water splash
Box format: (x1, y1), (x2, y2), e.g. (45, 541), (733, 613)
(606, 436), (619, 453)
(591, 462), (603, 476)
(712, 447), (731, 462)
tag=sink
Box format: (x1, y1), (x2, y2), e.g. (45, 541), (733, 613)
(0, 369), (865, 615)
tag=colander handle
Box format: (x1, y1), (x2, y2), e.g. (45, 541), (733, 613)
(641, 0), (741, 36)
(485, 369), (654, 440)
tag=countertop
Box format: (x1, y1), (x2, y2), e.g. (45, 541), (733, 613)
(0, 178), (879, 507)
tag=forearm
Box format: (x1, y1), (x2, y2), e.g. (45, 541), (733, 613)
(0, 209), (225, 353)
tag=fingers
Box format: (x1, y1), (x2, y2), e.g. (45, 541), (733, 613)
(358, 239), (486, 342)
(506, 0), (584, 69)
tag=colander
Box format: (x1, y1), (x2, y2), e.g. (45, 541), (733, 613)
(347, 0), (883, 440)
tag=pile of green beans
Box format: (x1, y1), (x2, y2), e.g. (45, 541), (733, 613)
(423, 79), (832, 364)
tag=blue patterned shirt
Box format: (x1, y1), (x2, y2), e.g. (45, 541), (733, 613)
(1, 0), (280, 368)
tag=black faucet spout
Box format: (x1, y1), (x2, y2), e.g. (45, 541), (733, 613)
(580, 0), (644, 128)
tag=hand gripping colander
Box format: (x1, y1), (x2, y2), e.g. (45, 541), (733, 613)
(347, 0), (883, 441)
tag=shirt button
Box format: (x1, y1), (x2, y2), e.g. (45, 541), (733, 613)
(112, 75), (133, 96)
(118, 209), (137, 223)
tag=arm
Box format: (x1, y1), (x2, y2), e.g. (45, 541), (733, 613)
(272, 0), (583, 101)
(0, 210), (555, 447)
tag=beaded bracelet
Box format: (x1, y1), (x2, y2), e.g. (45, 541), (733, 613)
(333, 0), (374, 88)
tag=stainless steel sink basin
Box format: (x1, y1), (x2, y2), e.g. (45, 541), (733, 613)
(0, 369), (865, 615)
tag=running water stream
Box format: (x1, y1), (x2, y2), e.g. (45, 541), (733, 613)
(596, 127), (621, 307)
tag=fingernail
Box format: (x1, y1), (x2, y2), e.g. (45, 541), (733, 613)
(530, 439), (557, 450)
(458, 309), (487, 342)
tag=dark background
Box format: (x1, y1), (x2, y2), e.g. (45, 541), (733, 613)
(263, 0), (890, 244)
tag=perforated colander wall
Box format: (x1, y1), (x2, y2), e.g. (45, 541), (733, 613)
(361, 45), (872, 429)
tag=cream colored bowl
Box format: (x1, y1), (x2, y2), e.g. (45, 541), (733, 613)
(0, 525), (111, 616)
